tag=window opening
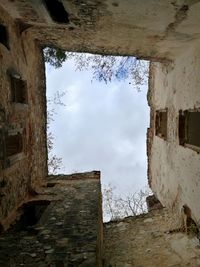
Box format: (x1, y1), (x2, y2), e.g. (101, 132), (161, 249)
(179, 110), (186, 145)
(44, 0), (69, 23)
(5, 132), (23, 157)
(0, 24), (9, 49)
(155, 110), (167, 140)
(179, 110), (200, 149)
(10, 75), (27, 104)
(0, 129), (23, 168)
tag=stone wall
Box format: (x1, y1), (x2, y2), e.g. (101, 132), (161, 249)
(0, 171), (103, 267)
(104, 208), (200, 267)
(0, 6), (47, 227)
(148, 40), (200, 224)
(2, 1), (200, 60)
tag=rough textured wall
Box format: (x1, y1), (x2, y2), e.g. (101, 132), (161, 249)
(148, 41), (200, 224)
(0, 6), (47, 227)
(1, 1), (200, 60)
(0, 171), (103, 267)
(104, 208), (200, 267)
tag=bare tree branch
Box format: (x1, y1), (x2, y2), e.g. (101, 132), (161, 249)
(44, 48), (149, 91)
(103, 184), (152, 221)
(47, 91), (66, 174)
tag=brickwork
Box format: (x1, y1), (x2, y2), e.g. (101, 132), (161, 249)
(0, 171), (103, 267)
(0, 6), (47, 227)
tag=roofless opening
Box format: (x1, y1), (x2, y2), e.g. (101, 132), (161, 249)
(44, 0), (69, 24)
(44, 49), (150, 221)
(0, 24), (9, 49)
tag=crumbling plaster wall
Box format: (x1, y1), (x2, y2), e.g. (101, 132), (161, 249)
(104, 208), (200, 267)
(148, 40), (200, 224)
(2, 1), (200, 60)
(0, 6), (47, 227)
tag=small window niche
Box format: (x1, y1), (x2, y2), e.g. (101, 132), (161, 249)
(43, 0), (69, 23)
(0, 129), (24, 169)
(5, 132), (23, 158)
(179, 110), (200, 151)
(0, 24), (9, 49)
(155, 109), (168, 140)
(10, 74), (27, 104)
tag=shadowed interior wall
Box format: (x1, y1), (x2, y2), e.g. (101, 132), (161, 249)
(0, 6), (47, 227)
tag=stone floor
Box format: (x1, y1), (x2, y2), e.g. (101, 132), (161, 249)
(103, 208), (200, 267)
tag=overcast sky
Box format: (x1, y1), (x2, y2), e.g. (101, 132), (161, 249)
(46, 55), (150, 195)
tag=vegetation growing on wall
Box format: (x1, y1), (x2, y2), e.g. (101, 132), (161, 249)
(43, 47), (149, 90)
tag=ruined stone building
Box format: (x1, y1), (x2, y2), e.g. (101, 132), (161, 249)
(1, 1), (200, 266)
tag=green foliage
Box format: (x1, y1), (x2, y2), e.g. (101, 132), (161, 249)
(44, 47), (67, 68)
(43, 48), (149, 90)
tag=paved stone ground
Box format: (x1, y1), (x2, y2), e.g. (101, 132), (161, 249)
(0, 172), (102, 267)
(103, 209), (200, 267)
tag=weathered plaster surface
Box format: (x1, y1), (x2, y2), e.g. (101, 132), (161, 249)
(0, 6), (47, 225)
(104, 208), (200, 267)
(149, 41), (200, 224)
(1, 1), (200, 59)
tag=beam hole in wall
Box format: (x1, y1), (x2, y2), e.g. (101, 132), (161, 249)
(179, 110), (200, 150)
(44, 48), (151, 221)
(11, 200), (51, 232)
(43, 0), (69, 24)
(155, 110), (168, 140)
(0, 24), (9, 49)
(47, 182), (57, 187)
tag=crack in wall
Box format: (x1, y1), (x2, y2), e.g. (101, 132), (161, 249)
(166, 4), (189, 35)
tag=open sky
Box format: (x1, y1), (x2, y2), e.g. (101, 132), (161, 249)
(45, 55), (150, 195)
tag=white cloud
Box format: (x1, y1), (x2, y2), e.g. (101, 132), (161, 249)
(46, 56), (150, 195)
